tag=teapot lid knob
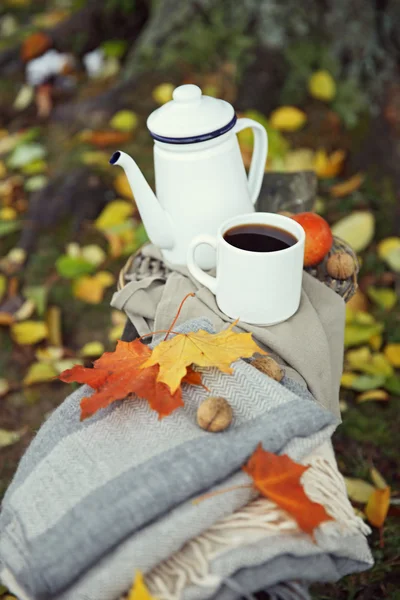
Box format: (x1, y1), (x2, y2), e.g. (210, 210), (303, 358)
(172, 84), (201, 103)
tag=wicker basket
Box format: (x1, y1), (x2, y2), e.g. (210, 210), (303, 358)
(118, 236), (359, 303)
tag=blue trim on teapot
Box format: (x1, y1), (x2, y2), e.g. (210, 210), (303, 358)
(149, 115), (237, 144)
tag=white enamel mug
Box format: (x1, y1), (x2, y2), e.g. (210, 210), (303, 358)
(187, 212), (305, 326)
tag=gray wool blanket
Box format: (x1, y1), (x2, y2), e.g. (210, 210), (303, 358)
(0, 317), (340, 600)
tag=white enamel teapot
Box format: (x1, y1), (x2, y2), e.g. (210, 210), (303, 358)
(110, 84), (268, 269)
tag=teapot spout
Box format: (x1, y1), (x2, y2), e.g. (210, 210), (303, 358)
(109, 151), (174, 250)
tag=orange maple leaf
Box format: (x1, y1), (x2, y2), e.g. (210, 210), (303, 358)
(243, 444), (333, 535)
(21, 32), (52, 63)
(59, 339), (201, 420)
(143, 321), (266, 394)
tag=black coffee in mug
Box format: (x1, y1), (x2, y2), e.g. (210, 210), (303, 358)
(223, 223), (297, 253)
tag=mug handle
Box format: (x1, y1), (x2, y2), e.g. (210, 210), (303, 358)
(187, 235), (218, 294)
(233, 118), (268, 205)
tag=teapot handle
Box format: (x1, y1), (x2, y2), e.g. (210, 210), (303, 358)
(233, 118), (268, 205)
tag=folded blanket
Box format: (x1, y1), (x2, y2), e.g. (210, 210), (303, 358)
(0, 318), (338, 600)
(111, 244), (346, 418)
(146, 441), (373, 600)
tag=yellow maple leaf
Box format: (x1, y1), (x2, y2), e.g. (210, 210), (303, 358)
(128, 570), (156, 600)
(269, 106), (307, 131)
(143, 321), (266, 394)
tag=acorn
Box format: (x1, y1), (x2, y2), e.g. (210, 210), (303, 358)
(197, 396), (233, 432)
(252, 356), (284, 382)
(326, 252), (356, 280)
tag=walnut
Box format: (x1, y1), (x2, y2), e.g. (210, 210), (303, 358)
(197, 396), (233, 432)
(252, 356), (284, 382)
(326, 252), (356, 280)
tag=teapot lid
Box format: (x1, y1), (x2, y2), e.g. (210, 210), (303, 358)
(147, 84), (236, 144)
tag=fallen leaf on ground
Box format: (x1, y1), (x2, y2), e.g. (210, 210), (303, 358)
(243, 445), (332, 535)
(58, 339), (200, 419)
(152, 83), (174, 105)
(46, 306), (62, 347)
(0, 379), (10, 397)
(0, 220), (22, 238)
(377, 237), (400, 263)
(356, 389), (389, 403)
(73, 272), (114, 304)
(237, 110), (289, 161)
(365, 487), (390, 528)
(0, 207), (17, 220)
(80, 341), (105, 357)
(25, 175), (47, 192)
(109, 323), (125, 342)
(14, 299), (36, 321)
(308, 70), (336, 102)
(344, 322), (384, 348)
(8, 143), (46, 169)
(80, 130), (131, 148)
(370, 467), (388, 490)
(23, 285), (47, 317)
(0, 428), (25, 449)
(35, 346), (63, 362)
(80, 244), (106, 266)
(384, 344), (400, 367)
(367, 286), (397, 311)
(11, 320), (48, 345)
(332, 211), (375, 253)
(344, 477), (375, 503)
(127, 570), (155, 600)
(369, 334), (383, 351)
(345, 346), (393, 377)
(279, 148), (315, 172)
(384, 374), (400, 395)
(269, 106), (307, 131)
(110, 110), (138, 132)
(21, 32), (51, 62)
(329, 173), (364, 197)
(143, 321), (266, 394)
(56, 255), (96, 278)
(113, 173), (133, 199)
(350, 374), (387, 392)
(23, 362), (57, 386)
(341, 372), (357, 388)
(95, 201), (134, 231)
(13, 85), (34, 111)
(314, 149), (346, 178)
(0, 274), (6, 300)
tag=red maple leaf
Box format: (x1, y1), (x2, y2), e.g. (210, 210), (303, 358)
(243, 444), (333, 535)
(59, 339), (202, 420)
